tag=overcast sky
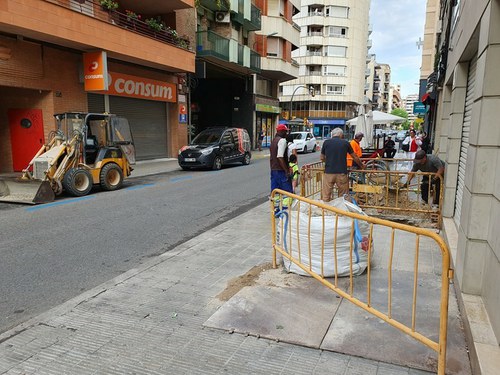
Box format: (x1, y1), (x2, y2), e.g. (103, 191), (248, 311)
(369, 0), (427, 98)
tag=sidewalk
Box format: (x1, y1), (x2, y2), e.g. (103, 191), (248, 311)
(0, 156), (473, 375)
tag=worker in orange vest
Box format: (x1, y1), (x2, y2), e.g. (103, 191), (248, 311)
(347, 132), (365, 183)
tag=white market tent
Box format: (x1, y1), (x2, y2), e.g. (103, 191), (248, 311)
(346, 110), (406, 126)
(346, 110), (406, 148)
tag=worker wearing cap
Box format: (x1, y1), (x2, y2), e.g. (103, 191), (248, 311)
(404, 150), (445, 205)
(270, 124), (293, 208)
(347, 132), (364, 168)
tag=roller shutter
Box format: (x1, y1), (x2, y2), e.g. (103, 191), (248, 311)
(454, 57), (476, 225)
(87, 94), (168, 160)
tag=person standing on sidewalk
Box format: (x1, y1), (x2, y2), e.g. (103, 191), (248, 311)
(320, 127), (364, 202)
(270, 124), (293, 208)
(257, 129), (264, 151)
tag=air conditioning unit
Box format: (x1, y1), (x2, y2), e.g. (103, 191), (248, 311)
(215, 12), (230, 23)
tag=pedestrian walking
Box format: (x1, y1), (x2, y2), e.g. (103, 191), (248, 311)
(270, 124), (293, 209)
(257, 129), (264, 151)
(402, 130), (421, 170)
(320, 127), (364, 202)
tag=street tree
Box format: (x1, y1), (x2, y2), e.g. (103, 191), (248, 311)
(391, 108), (411, 129)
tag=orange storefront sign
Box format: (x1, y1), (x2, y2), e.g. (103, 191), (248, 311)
(105, 72), (177, 103)
(83, 51), (109, 91)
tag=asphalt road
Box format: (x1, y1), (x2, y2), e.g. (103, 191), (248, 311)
(0, 152), (320, 334)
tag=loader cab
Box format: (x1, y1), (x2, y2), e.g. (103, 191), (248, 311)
(54, 113), (135, 166)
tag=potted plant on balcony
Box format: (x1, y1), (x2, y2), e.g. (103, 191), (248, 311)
(100, 0), (119, 11)
(145, 17), (165, 32)
(125, 10), (141, 22)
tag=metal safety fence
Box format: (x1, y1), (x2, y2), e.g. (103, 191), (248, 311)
(270, 189), (453, 375)
(300, 158), (443, 229)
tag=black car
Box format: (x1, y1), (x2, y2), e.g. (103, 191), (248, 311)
(178, 127), (251, 170)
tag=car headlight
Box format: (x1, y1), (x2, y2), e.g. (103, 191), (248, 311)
(201, 147), (213, 155)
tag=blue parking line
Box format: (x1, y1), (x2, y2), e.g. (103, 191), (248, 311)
(125, 183), (155, 191)
(170, 176), (192, 183)
(25, 195), (95, 212)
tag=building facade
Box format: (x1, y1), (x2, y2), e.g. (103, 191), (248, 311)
(279, 0), (371, 139)
(193, 0), (300, 149)
(0, 0), (196, 172)
(427, 1), (500, 373)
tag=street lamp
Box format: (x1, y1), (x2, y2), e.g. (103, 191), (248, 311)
(289, 85), (315, 120)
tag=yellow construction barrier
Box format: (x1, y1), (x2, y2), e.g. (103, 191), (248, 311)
(300, 160), (443, 229)
(270, 189), (453, 375)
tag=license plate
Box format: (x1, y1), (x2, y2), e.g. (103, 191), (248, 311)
(184, 158), (196, 162)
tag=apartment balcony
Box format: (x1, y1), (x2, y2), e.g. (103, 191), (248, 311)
(196, 30), (260, 74)
(0, 0), (195, 72)
(259, 16), (300, 48)
(232, 1), (261, 31)
(198, 0), (229, 11)
(365, 69), (371, 77)
(304, 15), (325, 26)
(374, 75), (381, 81)
(303, 35), (324, 47)
(260, 57), (298, 82)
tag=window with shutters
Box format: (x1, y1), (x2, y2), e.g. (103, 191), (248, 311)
(324, 46), (347, 57)
(328, 26), (348, 38)
(325, 6), (349, 18)
(267, 37), (281, 57)
(323, 65), (346, 76)
(326, 85), (345, 95)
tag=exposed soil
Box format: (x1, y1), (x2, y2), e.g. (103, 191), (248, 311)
(216, 262), (275, 301)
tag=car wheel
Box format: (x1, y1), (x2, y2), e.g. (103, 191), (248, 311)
(312, 144), (317, 152)
(242, 153), (251, 165)
(212, 156), (222, 170)
(99, 163), (124, 191)
(303, 146), (308, 154)
(63, 168), (93, 197)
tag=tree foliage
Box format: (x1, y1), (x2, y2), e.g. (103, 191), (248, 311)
(391, 108), (411, 129)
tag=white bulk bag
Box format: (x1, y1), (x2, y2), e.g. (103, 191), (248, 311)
(276, 197), (373, 277)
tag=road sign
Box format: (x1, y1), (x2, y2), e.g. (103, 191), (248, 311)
(179, 114), (187, 123)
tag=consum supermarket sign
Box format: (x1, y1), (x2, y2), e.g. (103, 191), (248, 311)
(105, 72), (176, 102)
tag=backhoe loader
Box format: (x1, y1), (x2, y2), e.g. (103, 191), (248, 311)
(0, 112), (135, 204)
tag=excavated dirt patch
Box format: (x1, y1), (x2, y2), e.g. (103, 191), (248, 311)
(216, 262), (275, 301)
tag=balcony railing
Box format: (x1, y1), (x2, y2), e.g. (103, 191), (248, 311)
(196, 30), (260, 72)
(46, 0), (190, 51)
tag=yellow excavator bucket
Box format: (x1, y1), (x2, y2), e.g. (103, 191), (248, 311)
(0, 178), (55, 204)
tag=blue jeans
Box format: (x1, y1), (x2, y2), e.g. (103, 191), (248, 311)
(271, 170), (293, 208)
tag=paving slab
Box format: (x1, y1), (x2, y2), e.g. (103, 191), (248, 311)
(321, 271), (471, 374)
(204, 276), (342, 348)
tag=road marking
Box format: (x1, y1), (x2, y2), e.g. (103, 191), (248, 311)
(25, 195), (95, 211)
(125, 183), (155, 191)
(170, 176), (192, 182)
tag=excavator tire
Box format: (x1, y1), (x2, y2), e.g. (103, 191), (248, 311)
(63, 168), (93, 197)
(100, 163), (123, 191)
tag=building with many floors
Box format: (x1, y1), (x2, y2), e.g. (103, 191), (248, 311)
(279, 0), (371, 139)
(192, 0), (300, 148)
(0, 0), (196, 172)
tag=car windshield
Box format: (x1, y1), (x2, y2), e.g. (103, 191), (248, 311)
(191, 128), (225, 145)
(290, 133), (304, 140)
(397, 131), (406, 136)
